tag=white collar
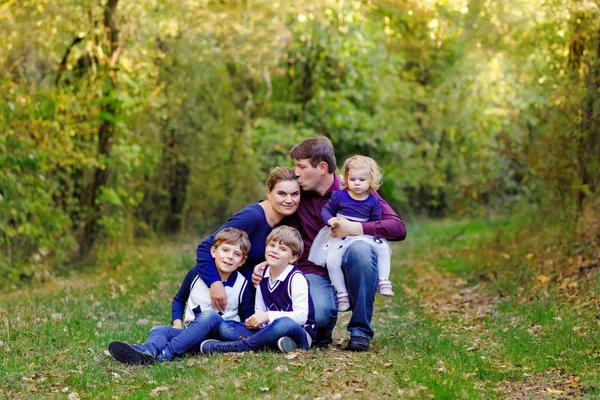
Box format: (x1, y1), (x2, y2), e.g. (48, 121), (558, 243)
(264, 264), (294, 282)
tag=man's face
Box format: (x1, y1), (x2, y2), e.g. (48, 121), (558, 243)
(293, 158), (323, 192)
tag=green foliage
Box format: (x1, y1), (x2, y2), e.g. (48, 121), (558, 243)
(1, 0), (596, 283)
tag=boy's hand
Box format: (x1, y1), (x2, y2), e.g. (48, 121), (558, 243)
(172, 319), (183, 329)
(245, 312), (269, 329)
(327, 217), (340, 228)
(252, 262), (267, 286)
(331, 218), (363, 238)
(209, 281), (228, 313)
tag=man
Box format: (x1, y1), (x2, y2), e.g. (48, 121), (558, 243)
(285, 135), (407, 352)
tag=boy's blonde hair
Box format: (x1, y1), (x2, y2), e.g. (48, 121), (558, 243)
(212, 228), (251, 258)
(342, 155), (382, 192)
(266, 226), (304, 259)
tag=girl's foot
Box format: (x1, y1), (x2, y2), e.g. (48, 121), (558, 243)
(337, 290), (350, 312)
(378, 278), (394, 296)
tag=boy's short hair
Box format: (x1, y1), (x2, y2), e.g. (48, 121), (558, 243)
(342, 155), (383, 192)
(266, 226), (304, 259)
(289, 135), (337, 174)
(212, 228), (251, 258)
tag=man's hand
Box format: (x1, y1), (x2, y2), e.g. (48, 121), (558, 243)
(209, 281), (227, 313)
(245, 312), (269, 329)
(252, 261), (267, 286)
(172, 319), (183, 329)
(331, 217), (363, 238)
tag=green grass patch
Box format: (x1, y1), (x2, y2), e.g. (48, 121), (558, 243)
(2, 207), (599, 398)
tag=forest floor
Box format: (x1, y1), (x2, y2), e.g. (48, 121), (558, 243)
(1, 205), (600, 399)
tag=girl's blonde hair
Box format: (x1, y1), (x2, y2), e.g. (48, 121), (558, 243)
(342, 155), (382, 192)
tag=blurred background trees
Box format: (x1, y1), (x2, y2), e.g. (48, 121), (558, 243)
(1, 0), (598, 285)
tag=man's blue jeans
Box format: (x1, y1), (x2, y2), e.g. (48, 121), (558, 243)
(144, 310), (223, 357)
(218, 317), (311, 351)
(304, 273), (337, 344)
(342, 241), (378, 340)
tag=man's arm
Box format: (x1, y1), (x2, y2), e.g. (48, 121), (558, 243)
(361, 194), (406, 241)
(332, 194), (406, 241)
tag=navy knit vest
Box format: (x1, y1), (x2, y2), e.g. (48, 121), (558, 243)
(260, 267), (316, 339)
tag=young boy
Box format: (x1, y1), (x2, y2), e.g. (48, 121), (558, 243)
(200, 226), (316, 354)
(108, 228), (253, 364)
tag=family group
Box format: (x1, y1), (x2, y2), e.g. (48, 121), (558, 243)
(108, 135), (407, 364)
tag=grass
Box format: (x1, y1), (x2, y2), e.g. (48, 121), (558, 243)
(1, 208), (600, 398)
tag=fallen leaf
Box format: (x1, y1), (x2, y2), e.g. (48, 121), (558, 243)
(259, 387), (270, 392)
(285, 353), (298, 360)
(536, 275), (551, 283)
(150, 386), (169, 396)
(186, 359), (195, 367)
(545, 388), (564, 395)
(68, 393), (80, 400)
(275, 365), (289, 372)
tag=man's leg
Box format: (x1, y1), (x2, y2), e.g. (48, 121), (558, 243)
(305, 273), (338, 347)
(341, 241), (378, 350)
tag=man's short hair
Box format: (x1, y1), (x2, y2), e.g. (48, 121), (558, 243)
(212, 228), (251, 258)
(266, 226), (304, 259)
(289, 135), (337, 173)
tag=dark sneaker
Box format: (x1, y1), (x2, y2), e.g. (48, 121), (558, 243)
(344, 336), (370, 352)
(155, 347), (173, 363)
(276, 337), (297, 353)
(200, 339), (223, 355)
(108, 341), (155, 365)
(314, 329), (333, 349)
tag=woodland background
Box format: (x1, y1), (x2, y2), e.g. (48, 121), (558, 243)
(1, 0), (599, 286)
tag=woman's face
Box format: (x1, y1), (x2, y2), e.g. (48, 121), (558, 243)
(267, 180), (300, 217)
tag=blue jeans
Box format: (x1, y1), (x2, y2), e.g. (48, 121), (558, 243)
(144, 310), (223, 357)
(341, 241), (378, 340)
(305, 273), (338, 343)
(217, 317), (311, 351)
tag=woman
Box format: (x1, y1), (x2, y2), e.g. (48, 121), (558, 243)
(194, 166), (300, 312)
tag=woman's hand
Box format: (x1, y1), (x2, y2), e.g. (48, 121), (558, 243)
(245, 312), (269, 329)
(172, 319), (183, 329)
(252, 261), (268, 286)
(331, 218), (363, 238)
(209, 281), (228, 312)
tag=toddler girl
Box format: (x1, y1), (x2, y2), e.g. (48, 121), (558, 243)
(309, 155), (393, 311)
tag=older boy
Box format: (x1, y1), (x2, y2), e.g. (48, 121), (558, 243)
(108, 228), (253, 364)
(284, 136), (406, 352)
(200, 226), (315, 354)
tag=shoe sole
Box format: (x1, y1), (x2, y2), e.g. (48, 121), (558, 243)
(277, 337), (297, 353)
(109, 341), (155, 365)
(344, 343), (370, 352)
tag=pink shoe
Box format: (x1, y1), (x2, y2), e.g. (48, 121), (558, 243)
(337, 290), (350, 312)
(378, 279), (394, 296)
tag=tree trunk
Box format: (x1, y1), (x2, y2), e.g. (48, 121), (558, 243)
(79, 0), (121, 257)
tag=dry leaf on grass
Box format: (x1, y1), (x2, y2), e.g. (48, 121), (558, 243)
(150, 386), (169, 396)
